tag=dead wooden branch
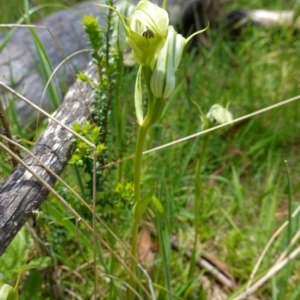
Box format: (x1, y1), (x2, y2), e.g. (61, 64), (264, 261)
(0, 63), (96, 255)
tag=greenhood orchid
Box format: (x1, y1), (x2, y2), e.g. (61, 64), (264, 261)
(206, 104), (233, 125)
(101, 0), (169, 66)
(127, 0), (169, 66)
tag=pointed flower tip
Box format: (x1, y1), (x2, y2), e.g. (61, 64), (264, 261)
(185, 23), (209, 45)
(112, 1), (135, 52)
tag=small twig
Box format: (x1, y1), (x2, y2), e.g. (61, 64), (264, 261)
(171, 239), (234, 290)
(138, 264), (157, 300)
(234, 246), (300, 300)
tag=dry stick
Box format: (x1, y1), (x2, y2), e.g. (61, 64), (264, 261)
(63, 288), (83, 300)
(233, 246), (300, 300)
(171, 239), (234, 290)
(138, 264), (156, 300)
(0, 142), (151, 298)
(0, 134), (140, 269)
(101, 94), (300, 170)
(247, 202), (300, 289)
(275, 228), (300, 265)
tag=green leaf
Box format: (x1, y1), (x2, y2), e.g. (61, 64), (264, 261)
(0, 228), (31, 281)
(132, 186), (156, 222)
(21, 271), (42, 300)
(135, 66), (144, 125)
(43, 202), (92, 251)
(22, 257), (52, 272)
(293, 0), (300, 24)
(26, 14), (62, 109)
(151, 196), (164, 213)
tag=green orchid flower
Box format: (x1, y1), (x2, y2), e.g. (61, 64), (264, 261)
(98, 0), (169, 66)
(127, 0), (169, 66)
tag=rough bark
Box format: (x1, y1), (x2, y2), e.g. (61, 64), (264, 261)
(0, 63), (96, 255)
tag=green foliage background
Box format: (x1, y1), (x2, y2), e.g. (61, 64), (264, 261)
(1, 0), (300, 299)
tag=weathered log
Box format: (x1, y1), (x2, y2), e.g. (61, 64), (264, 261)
(0, 63), (96, 255)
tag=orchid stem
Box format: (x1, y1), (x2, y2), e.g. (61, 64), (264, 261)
(128, 124), (149, 300)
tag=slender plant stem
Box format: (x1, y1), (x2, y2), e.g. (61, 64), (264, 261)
(128, 124), (149, 299)
(189, 135), (209, 278)
(128, 66), (166, 298)
(116, 52), (124, 182)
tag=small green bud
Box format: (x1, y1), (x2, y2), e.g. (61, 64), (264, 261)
(206, 104), (233, 125)
(82, 15), (99, 31)
(99, 0), (169, 66)
(96, 143), (106, 156)
(82, 15), (102, 50)
(72, 122), (82, 134)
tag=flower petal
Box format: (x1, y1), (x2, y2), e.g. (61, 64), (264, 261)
(150, 26), (185, 99)
(135, 66), (144, 125)
(131, 0), (169, 39)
